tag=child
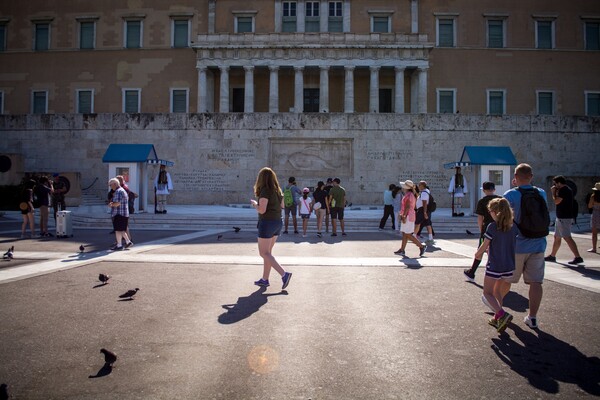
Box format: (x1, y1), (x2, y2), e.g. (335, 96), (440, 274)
(473, 198), (519, 333)
(298, 187), (313, 238)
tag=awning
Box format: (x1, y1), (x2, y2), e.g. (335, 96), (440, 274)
(102, 144), (174, 166)
(445, 146), (516, 169)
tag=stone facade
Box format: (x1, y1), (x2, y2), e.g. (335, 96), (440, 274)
(1, 113), (598, 208)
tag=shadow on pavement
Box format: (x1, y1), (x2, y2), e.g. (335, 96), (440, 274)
(218, 287), (288, 324)
(88, 363), (113, 378)
(502, 291), (529, 313)
(565, 265), (600, 281)
(492, 324), (600, 395)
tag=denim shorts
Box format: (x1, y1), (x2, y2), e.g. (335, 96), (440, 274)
(257, 218), (283, 239)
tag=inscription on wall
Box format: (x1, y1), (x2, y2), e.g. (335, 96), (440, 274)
(208, 149), (254, 163)
(173, 171), (228, 192)
(400, 170), (450, 194)
(366, 150), (412, 160)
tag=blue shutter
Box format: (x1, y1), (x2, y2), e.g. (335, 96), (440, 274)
(173, 20), (188, 48)
(80, 22), (94, 49)
(126, 21), (141, 48)
(35, 23), (49, 51)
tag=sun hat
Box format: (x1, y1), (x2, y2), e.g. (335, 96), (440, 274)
(302, 187), (310, 193)
(399, 180), (415, 190)
(593, 182), (600, 191)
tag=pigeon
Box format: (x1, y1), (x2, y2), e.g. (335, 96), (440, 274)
(79, 245), (85, 253)
(217, 235), (223, 241)
(0, 383), (8, 400)
(233, 227), (241, 233)
(100, 348), (117, 366)
(98, 274), (110, 284)
(3, 246), (14, 260)
(119, 288), (139, 300)
(466, 230), (475, 236)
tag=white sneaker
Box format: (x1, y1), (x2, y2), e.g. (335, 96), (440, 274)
(524, 315), (538, 329)
(481, 295), (494, 312)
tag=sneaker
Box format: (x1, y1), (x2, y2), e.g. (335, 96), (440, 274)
(567, 257), (584, 265)
(109, 245), (123, 251)
(488, 318), (499, 329)
(125, 241), (134, 249)
(342, 233), (347, 236)
(463, 269), (475, 282)
(587, 248), (597, 253)
(317, 232), (322, 238)
(524, 315), (538, 329)
(496, 312), (513, 333)
(426, 239), (435, 245)
(254, 278), (270, 287)
(283, 231), (288, 234)
(419, 243), (427, 257)
(331, 233), (338, 237)
(294, 230), (299, 234)
(481, 295), (494, 312)
(302, 234), (307, 238)
(394, 249), (406, 255)
(544, 255), (556, 262)
(281, 272), (292, 290)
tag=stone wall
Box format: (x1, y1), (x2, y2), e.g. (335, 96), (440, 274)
(0, 113), (598, 208)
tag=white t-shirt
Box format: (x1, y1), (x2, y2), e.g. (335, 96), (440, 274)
(298, 196), (312, 214)
(416, 190), (430, 209)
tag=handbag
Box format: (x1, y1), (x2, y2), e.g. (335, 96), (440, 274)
(313, 202), (321, 210)
(19, 202), (29, 211)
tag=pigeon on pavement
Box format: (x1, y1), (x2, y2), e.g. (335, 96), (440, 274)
(233, 227), (241, 233)
(98, 274), (110, 284)
(466, 230), (475, 236)
(79, 245), (85, 253)
(119, 288), (139, 300)
(217, 235), (223, 241)
(3, 246), (14, 260)
(100, 348), (117, 366)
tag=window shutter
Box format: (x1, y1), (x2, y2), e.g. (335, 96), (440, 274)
(125, 91), (139, 113)
(172, 90), (187, 113)
(35, 23), (49, 51)
(78, 91), (92, 113)
(173, 20), (188, 48)
(80, 22), (94, 49)
(127, 21), (141, 48)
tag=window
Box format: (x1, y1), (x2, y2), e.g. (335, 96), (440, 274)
(437, 89), (456, 113)
(372, 16), (390, 33)
(586, 92), (600, 116)
(303, 88), (319, 112)
(79, 21), (95, 50)
(536, 20), (554, 49)
(236, 16), (253, 33)
(232, 88), (244, 112)
(437, 18), (455, 47)
(125, 20), (142, 48)
(0, 23), (6, 52)
(379, 89), (392, 113)
(282, 1), (297, 32)
(487, 90), (505, 115)
(122, 89), (141, 113)
(537, 91), (554, 115)
(32, 91), (48, 114)
(328, 1), (343, 32)
(487, 20), (504, 48)
(172, 19), (190, 48)
(585, 21), (600, 50)
(34, 22), (50, 51)
(489, 170), (503, 186)
(171, 89), (189, 113)
(77, 89), (94, 113)
(305, 1), (320, 32)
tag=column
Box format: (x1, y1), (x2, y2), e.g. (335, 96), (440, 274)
(297, 0), (306, 32)
(244, 66), (254, 113)
(197, 67), (207, 113)
(344, 66), (354, 113)
(319, 66), (329, 113)
(269, 66), (279, 113)
(219, 66), (229, 113)
(394, 67), (405, 113)
(294, 66), (304, 113)
(369, 66), (380, 113)
(418, 66), (428, 113)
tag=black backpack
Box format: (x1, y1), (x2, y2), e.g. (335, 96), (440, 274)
(516, 187), (550, 238)
(427, 191), (437, 213)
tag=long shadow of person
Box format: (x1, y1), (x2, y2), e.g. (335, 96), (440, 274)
(502, 291), (529, 313)
(491, 324), (600, 395)
(218, 287), (288, 325)
(88, 363), (113, 378)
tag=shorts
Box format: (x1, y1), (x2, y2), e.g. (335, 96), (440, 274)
(316, 208), (326, 220)
(554, 218), (573, 238)
(415, 208), (432, 227)
(485, 265), (514, 280)
(284, 204), (297, 217)
(112, 214), (129, 232)
(300, 213), (311, 219)
(330, 207), (344, 220)
(400, 220), (415, 234)
(509, 252), (545, 284)
(258, 218), (282, 239)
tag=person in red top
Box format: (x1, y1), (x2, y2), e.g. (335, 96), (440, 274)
(394, 180), (427, 257)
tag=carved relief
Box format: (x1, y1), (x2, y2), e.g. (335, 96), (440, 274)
(270, 138), (353, 176)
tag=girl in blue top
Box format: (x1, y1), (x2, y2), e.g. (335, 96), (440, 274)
(474, 198), (519, 333)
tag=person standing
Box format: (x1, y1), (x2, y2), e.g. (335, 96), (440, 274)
(250, 167), (292, 290)
(283, 177), (302, 234)
(312, 181), (328, 238)
(448, 167), (468, 217)
(392, 185), (402, 235)
(544, 175), (583, 265)
(154, 165), (173, 214)
(35, 176), (53, 237)
(588, 183), (600, 253)
(414, 181), (434, 244)
(298, 187), (313, 238)
(394, 180), (427, 257)
(328, 177), (346, 237)
(116, 175), (134, 244)
(464, 181), (502, 281)
(473, 198), (519, 333)
(20, 184), (36, 238)
(501, 163), (548, 329)
(108, 178), (133, 251)
(51, 173), (67, 222)
(324, 177), (334, 233)
(379, 184), (396, 230)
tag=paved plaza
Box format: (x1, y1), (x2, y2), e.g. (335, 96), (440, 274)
(0, 207), (599, 399)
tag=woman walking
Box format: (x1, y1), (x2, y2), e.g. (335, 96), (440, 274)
(588, 182), (600, 253)
(394, 180), (426, 257)
(251, 167), (292, 290)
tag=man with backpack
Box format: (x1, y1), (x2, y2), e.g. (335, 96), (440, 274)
(283, 177), (302, 234)
(501, 163), (550, 330)
(544, 175), (584, 265)
(414, 181), (435, 245)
